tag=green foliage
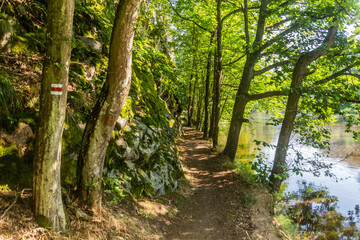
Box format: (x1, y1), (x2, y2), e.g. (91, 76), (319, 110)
(251, 157), (273, 186)
(224, 159), (257, 185)
(61, 111), (84, 187)
(103, 170), (130, 204)
(0, 184), (10, 191)
(0, 71), (22, 115)
(0, 0), (48, 53)
(73, 0), (116, 55)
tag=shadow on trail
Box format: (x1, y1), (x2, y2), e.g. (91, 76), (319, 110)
(163, 127), (254, 240)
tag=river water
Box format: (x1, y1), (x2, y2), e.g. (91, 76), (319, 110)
(219, 112), (360, 229)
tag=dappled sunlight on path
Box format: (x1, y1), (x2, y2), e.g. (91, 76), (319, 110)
(164, 127), (254, 240)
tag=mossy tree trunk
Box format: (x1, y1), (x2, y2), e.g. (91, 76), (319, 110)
(76, 0), (141, 213)
(269, 26), (338, 192)
(33, 0), (74, 231)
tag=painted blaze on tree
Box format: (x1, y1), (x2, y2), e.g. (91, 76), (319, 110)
(76, 0), (141, 213)
(33, 0), (75, 231)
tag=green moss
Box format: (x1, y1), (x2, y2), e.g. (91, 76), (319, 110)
(36, 215), (51, 229)
(70, 62), (86, 76)
(61, 112), (84, 187)
(120, 97), (134, 119)
(0, 144), (32, 189)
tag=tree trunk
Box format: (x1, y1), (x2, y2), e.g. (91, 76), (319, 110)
(269, 26), (338, 192)
(196, 84), (203, 130)
(187, 76), (193, 127)
(203, 32), (215, 139)
(222, 0), (268, 161)
(189, 66), (198, 127)
(77, 0), (141, 213)
(33, 0), (74, 231)
(222, 55), (256, 160)
(209, 45), (217, 139)
(212, 0), (223, 149)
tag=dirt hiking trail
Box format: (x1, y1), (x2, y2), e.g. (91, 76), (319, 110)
(163, 127), (256, 240)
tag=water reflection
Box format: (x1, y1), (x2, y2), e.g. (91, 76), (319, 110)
(219, 112), (278, 162)
(219, 112), (360, 234)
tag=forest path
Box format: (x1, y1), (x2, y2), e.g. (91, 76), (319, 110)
(164, 127), (254, 240)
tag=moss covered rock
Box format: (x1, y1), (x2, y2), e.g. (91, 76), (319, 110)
(104, 63), (183, 199)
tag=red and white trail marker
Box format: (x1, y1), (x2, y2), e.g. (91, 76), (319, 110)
(51, 84), (63, 95)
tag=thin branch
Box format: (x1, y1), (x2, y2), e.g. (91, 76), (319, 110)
(344, 73), (360, 78)
(0, 189), (28, 219)
(253, 0), (269, 47)
(265, 18), (293, 30)
(344, 98), (360, 104)
(335, 0), (349, 15)
(224, 0), (241, 8)
(279, 0), (295, 7)
(221, 83), (239, 88)
(244, 0), (250, 54)
(314, 64), (357, 86)
(258, 23), (300, 53)
(0, 0), (5, 12)
(304, 70), (316, 77)
(221, 7), (243, 23)
(254, 60), (291, 76)
(223, 53), (246, 66)
(168, 0), (212, 33)
(247, 90), (287, 101)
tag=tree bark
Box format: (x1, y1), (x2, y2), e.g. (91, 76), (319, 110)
(222, 0), (268, 161)
(76, 0), (141, 213)
(209, 44), (217, 139)
(212, 0), (223, 149)
(203, 32), (215, 138)
(33, 0), (74, 231)
(189, 64), (198, 126)
(187, 75), (193, 127)
(222, 54), (257, 159)
(269, 26), (338, 192)
(195, 82), (203, 130)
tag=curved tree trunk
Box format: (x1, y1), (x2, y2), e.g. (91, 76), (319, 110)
(33, 0), (74, 231)
(222, 0), (268, 161)
(222, 55), (256, 160)
(269, 26), (338, 192)
(77, 0), (141, 213)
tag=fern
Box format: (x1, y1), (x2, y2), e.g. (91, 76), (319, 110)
(0, 71), (22, 114)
